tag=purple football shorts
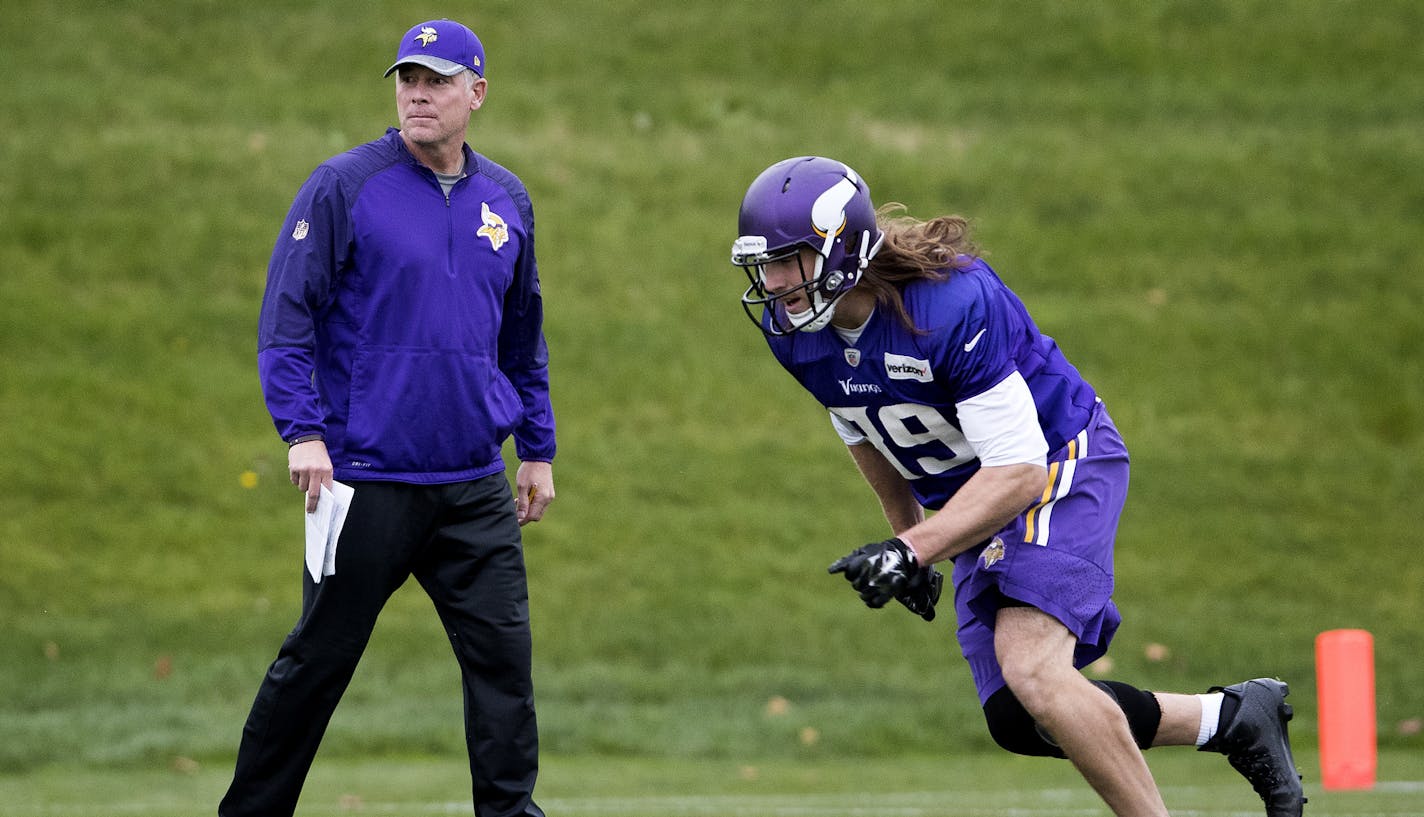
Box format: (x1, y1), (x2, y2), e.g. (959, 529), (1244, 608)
(952, 399), (1130, 704)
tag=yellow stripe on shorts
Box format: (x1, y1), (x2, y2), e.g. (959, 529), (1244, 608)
(1024, 432), (1084, 546)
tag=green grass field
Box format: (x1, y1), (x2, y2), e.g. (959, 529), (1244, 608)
(5, 752), (1424, 816)
(1, 0), (1421, 814)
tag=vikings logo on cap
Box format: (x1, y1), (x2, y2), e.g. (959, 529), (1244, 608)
(384, 19), (486, 77)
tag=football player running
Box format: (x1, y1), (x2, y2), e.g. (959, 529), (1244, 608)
(731, 156), (1305, 817)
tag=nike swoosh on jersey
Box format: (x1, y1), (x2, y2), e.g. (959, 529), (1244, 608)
(964, 328), (987, 352)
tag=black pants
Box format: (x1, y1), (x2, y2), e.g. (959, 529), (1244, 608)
(219, 475), (544, 817)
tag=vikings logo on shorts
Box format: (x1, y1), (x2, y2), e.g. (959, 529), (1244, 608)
(477, 202), (509, 251)
(981, 537), (1006, 567)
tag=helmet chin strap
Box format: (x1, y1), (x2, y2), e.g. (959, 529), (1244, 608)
(789, 294), (839, 332)
(861, 228), (885, 266)
(789, 228), (881, 333)
(786, 253), (840, 333)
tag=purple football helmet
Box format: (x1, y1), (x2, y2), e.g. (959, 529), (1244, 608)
(731, 156), (884, 335)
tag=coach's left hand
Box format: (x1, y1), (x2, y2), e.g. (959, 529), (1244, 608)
(515, 460), (554, 526)
(289, 439), (334, 514)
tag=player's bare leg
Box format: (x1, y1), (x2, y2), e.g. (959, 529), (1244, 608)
(1151, 692), (1205, 745)
(995, 606), (1169, 817)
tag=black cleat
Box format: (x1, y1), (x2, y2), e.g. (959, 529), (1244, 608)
(1201, 678), (1306, 817)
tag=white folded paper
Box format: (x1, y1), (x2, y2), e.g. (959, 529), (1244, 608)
(304, 481), (355, 583)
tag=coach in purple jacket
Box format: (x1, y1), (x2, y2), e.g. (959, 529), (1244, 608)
(221, 19), (554, 817)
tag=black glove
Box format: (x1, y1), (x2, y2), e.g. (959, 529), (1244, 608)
(828, 538), (938, 618)
(895, 563), (943, 622)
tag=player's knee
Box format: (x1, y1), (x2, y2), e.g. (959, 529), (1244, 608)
(1091, 680), (1163, 750)
(982, 686), (1067, 759)
(997, 659), (1059, 717)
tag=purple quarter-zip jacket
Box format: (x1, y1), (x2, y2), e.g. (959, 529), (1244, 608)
(257, 128), (555, 483)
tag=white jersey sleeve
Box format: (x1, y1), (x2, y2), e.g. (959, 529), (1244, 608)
(830, 410), (868, 445)
(956, 370), (1049, 467)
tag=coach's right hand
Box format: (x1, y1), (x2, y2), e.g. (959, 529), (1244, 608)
(289, 439), (334, 513)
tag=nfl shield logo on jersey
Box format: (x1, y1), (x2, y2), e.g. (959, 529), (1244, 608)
(844, 348), (861, 367)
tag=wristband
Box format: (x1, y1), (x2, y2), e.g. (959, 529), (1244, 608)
(288, 434), (324, 447)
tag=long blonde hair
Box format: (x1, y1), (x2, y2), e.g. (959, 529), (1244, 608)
(860, 204), (978, 332)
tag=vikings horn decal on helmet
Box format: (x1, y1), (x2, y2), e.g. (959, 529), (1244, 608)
(731, 156), (885, 335)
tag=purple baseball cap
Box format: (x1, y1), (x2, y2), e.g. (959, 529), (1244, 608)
(383, 19), (485, 78)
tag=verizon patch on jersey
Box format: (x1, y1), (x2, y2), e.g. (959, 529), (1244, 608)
(883, 353), (933, 382)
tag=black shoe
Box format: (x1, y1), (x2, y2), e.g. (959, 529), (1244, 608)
(1201, 678), (1306, 817)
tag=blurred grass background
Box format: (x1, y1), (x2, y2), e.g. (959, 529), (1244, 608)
(1, 0), (1421, 789)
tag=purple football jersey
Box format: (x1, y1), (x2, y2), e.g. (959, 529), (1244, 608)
(765, 258), (1098, 510)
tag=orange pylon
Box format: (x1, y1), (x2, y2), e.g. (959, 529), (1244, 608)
(1315, 629), (1376, 791)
